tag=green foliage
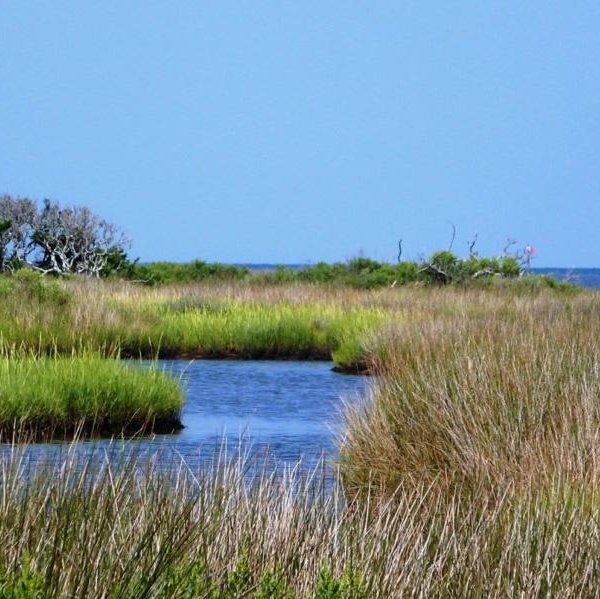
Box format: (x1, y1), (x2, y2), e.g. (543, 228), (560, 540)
(347, 257), (381, 274)
(222, 553), (252, 597)
(161, 559), (292, 599)
(0, 270), (72, 305)
(0, 556), (46, 599)
(253, 251), (533, 289)
(499, 256), (521, 277)
(129, 260), (250, 284)
(535, 274), (579, 292)
(254, 570), (291, 599)
(418, 251), (528, 285)
(331, 338), (368, 373)
(112, 246), (565, 290)
(268, 265), (298, 284)
(100, 246), (133, 277)
(0, 220), (11, 235)
(261, 259), (418, 289)
(165, 562), (208, 598)
(10, 269), (71, 305)
(430, 250), (459, 274)
(315, 566), (368, 599)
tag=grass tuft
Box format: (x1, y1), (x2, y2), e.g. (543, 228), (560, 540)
(0, 355), (183, 439)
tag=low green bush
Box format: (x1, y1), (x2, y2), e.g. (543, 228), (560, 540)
(127, 260), (249, 284)
(115, 252), (569, 290)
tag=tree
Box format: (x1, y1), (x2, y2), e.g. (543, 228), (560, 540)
(32, 200), (129, 276)
(0, 195), (130, 276)
(0, 195), (38, 270)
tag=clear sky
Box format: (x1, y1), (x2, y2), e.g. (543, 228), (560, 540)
(1, 2), (599, 266)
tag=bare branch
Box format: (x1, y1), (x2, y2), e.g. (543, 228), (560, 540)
(0, 196), (130, 276)
(446, 221), (456, 252)
(503, 238), (517, 256)
(468, 233), (478, 257)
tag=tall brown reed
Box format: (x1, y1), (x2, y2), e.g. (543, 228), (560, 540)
(1, 444), (600, 597)
(340, 291), (600, 497)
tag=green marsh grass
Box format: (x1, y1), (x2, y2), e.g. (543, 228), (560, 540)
(0, 272), (579, 369)
(0, 355), (183, 439)
(0, 275), (392, 368)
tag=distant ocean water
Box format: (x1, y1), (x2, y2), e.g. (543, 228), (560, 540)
(532, 268), (600, 290)
(238, 264), (600, 290)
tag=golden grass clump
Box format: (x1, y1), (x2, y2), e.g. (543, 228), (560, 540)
(340, 291), (600, 497)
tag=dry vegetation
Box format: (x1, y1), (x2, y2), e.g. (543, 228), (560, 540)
(1, 443), (600, 597)
(341, 289), (600, 496)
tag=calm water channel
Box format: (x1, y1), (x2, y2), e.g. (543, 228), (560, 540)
(11, 360), (370, 471)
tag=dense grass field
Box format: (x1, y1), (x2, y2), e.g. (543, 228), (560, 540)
(0, 271), (393, 370)
(1, 443), (599, 597)
(0, 270), (599, 595)
(340, 288), (600, 497)
(0, 269), (576, 370)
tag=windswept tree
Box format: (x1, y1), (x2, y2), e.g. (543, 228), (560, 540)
(0, 195), (130, 276)
(33, 200), (129, 276)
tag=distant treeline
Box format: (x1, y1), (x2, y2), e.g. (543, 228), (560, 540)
(119, 253), (573, 290)
(0, 194), (571, 289)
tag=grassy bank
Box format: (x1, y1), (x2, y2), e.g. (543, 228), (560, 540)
(0, 270), (577, 371)
(0, 272), (392, 370)
(0, 355), (183, 439)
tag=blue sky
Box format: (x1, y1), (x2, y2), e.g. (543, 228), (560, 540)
(1, 2), (599, 266)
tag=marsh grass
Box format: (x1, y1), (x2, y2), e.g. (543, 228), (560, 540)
(340, 291), (600, 498)
(0, 275), (393, 368)
(0, 444), (599, 597)
(0, 277), (598, 595)
(0, 273), (580, 369)
(0, 355), (183, 439)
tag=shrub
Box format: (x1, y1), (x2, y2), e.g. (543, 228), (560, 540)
(128, 260), (249, 284)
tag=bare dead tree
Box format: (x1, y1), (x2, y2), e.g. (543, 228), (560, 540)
(418, 261), (452, 284)
(503, 238), (517, 256)
(0, 196), (129, 276)
(397, 239), (403, 263)
(33, 200), (129, 277)
(468, 233), (478, 257)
